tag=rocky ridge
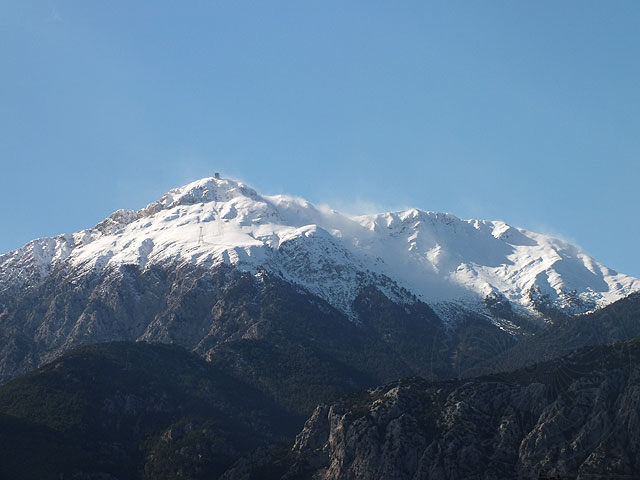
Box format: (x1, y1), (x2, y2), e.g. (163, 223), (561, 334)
(234, 339), (640, 480)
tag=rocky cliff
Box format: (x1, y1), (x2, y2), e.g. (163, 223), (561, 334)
(239, 338), (640, 479)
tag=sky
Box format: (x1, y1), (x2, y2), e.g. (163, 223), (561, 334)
(1, 1), (639, 278)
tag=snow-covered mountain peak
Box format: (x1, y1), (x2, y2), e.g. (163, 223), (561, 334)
(90, 177), (261, 235)
(1, 175), (639, 325)
(151, 176), (260, 209)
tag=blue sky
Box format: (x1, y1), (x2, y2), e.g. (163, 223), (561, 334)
(1, 1), (639, 277)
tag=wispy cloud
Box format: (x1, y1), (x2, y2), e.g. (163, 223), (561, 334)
(527, 221), (583, 249)
(318, 197), (411, 217)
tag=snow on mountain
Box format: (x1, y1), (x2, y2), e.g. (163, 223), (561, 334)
(1, 176), (638, 322)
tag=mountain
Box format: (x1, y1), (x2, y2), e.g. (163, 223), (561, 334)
(2, 175), (640, 479)
(235, 337), (640, 480)
(6, 335), (640, 480)
(484, 291), (640, 374)
(2, 176), (636, 319)
(0, 176), (638, 384)
(0, 341), (299, 480)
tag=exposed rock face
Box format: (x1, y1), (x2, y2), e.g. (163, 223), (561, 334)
(3, 248), (640, 396)
(274, 340), (640, 479)
(0, 260), (470, 415)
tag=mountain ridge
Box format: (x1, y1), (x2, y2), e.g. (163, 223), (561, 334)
(1, 176), (637, 324)
(4, 334), (640, 480)
(231, 337), (640, 480)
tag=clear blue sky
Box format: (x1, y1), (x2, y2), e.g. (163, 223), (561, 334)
(2, 1), (639, 278)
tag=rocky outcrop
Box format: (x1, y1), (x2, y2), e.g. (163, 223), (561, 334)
(271, 339), (640, 479)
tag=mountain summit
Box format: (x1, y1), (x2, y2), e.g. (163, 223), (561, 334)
(2, 175), (640, 385)
(2, 176), (637, 323)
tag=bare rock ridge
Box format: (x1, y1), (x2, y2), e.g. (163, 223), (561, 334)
(230, 338), (640, 480)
